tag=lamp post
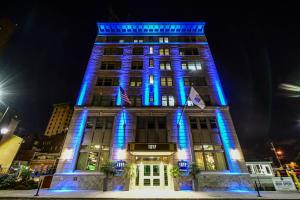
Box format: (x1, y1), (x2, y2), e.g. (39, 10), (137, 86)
(271, 142), (283, 168)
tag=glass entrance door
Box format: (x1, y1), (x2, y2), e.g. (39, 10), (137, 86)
(143, 164), (161, 187)
(135, 163), (168, 188)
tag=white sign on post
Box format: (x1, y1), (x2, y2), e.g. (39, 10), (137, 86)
(272, 177), (297, 191)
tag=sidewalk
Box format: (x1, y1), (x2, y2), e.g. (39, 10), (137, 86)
(0, 189), (299, 199)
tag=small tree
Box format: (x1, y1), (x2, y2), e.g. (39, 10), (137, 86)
(99, 159), (116, 191)
(122, 163), (135, 180)
(169, 166), (181, 178)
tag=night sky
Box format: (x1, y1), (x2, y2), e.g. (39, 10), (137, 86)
(1, 1), (300, 163)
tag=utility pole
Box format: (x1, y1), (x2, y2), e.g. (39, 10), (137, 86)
(271, 142), (283, 168)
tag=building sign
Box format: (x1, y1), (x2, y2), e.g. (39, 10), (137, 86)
(178, 160), (188, 171)
(272, 177), (296, 191)
(128, 143), (176, 151)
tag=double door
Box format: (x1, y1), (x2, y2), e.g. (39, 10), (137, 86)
(136, 163), (169, 188)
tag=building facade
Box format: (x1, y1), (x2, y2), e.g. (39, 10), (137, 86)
(51, 22), (252, 191)
(246, 161), (275, 190)
(44, 103), (73, 136)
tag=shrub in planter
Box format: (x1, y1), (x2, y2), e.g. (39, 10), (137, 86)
(0, 174), (17, 189)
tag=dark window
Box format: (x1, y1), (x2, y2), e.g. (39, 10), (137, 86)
(103, 48), (123, 55)
(199, 118), (208, 129)
(92, 95), (116, 106)
(209, 117), (217, 129)
(131, 61), (143, 70)
(179, 48), (199, 55)
(129, 96), (142, 107)
(148, 118), (155, 129)
(100, 61), (121, 70)
(96, 77), (119, 86)
(190, 117), (198, 129)
(157, 117), (166, 129)
(132, 47), (144, 55)
(203, 95), (211, 106)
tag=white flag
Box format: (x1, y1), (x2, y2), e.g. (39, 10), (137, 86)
(189, 87), (205, 109)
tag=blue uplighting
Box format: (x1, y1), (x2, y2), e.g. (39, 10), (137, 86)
(97, 22), (205, 36)
(116, 109), (127, 149)
(76, 45), (99, 106)
(203, 48), (227, 106)
(176, 108), (189, 149)
(69, 108), (88, 173)
(216, 109), (240, 173)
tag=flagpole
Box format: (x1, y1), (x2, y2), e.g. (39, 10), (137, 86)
(177, 87), (191, 127)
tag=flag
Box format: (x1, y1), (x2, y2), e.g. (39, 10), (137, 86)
(120, 87), (131, 104)
(189, 87), (205, 109)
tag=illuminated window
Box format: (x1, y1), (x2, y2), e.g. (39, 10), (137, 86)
(160, 61), (171, 70)
(159, 48), (170, 56)
(159, 37), (169, 43)
(149, 75), (154, 85)
(160, 77), (173, 86)
(161, 95), (175, 106)
(130, 77), (142, 87)
(149, 58), (154, 68)
(149, 46), (153, 54)
(181, 61), (202, 70)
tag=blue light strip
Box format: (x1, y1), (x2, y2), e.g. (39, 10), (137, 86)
(176, 109), (188, 149)
(76, 45), (100, 106)
(153, 51), (160, 106)
(115, 109), (127, 149)
(204, 48), (227, 106)
(216, 109), (240, 173)
(97, 22), (205, 36)
(142, 47), (150, 106)
(68, 108), (88, 173)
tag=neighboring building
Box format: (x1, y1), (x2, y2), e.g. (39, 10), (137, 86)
(0, 17), (16, 53)
(51, 22), (252, 191)
(246, 161), (275, 190)
(0, 105), (22, 173)
(44, 103), (73, 136)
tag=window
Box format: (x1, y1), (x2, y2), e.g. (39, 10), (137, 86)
(133, 38), (143, 43)
(136, 116), (167, 143)
(149, 58), (154, 68)
(92, 95), (116, 106)
(149, 75), (154, 85)
(132, 47), (144, 55)
(203, 95), (211, 106)
(76, 116), (114, 171)
(199, 117), (208, 129)
(131, 61), (143, 70)
(184, 77), (207, 86)
(129, 96), (142, 107)
(106, 36), (121, 43)
(179, 48), (199, 55)
(159, 48), (170, 56)
(100, 61), (121, 70)
(130, 77), (142, 87)
(181, 61), (202, 70)
(149, 46), (153, 54)
(190, 117), (198, 129)
(159, 37), (169, 43)
(160, 77), (173, 86)
(160, 61), (171, 70)
(103, 48), (123, 55)
(209, 117), (217, 129)
(161, 95), (175, 106)
(96, 77), (119, 86)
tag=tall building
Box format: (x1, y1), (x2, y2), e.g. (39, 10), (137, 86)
(51, 22), (252, 191)
(44, 103), (73, 136)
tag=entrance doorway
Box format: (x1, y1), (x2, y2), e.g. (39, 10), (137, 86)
(133, 156), (172, 189)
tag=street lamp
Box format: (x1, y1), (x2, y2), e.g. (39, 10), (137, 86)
(0, 127), (9, 134)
